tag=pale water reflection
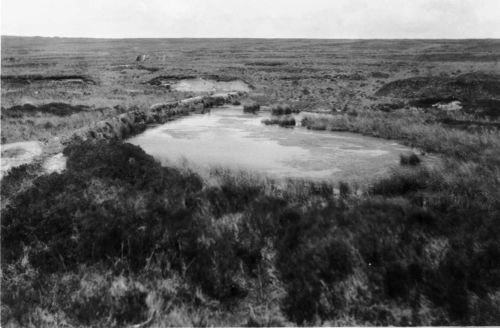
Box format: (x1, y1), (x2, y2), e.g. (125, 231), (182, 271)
(127, 106), (414, 182)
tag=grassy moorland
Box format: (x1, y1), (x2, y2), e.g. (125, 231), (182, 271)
(3, 37), (500, 144)
(2, 37), (500, 326)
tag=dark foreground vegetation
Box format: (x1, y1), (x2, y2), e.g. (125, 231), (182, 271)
(2, 137), (500, 326)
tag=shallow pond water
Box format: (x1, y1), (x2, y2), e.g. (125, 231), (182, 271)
(1, 141), (68, 179)
(1, 141), (42, 178)
(127, 106), (416, 182)
(171, 78), (250, 93)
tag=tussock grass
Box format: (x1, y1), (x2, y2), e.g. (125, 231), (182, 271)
(262, 115), (296, 127)
(301, 110), (500, 164)
(1, 107), (125, 143)
(270, 104), (293, 115)
(400, 152), (421, 166)
(243, 102), (260, 113)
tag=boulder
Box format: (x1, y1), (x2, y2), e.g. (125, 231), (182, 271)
(136, 54), (147, 62)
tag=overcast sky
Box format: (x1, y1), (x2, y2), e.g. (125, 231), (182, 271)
(1, 0), (499, 38)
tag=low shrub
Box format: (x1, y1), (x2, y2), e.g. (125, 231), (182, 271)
(243, 102), (260, 113)
(262, 115), (296, 127)
(400, 152), (421, 166)
(371, 168), (429, 196)
(339, 181), (351, 198)
(276, 209), (355, 324)
(270, 104), (293, 115)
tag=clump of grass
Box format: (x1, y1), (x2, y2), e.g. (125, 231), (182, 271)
(400, 152), (421, 166)
(271, 104), (294, 115)
(243, 102), (260, 114)
(339, 181), (351, 198)
(262, 115), (296, 127)
(371, 167), (430, 196)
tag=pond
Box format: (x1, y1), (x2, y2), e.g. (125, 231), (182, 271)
(127, 106), (417, 182)
(1, 141), (67, 179)
(165, 78), (251, 93)
(1, 141), (42, 179)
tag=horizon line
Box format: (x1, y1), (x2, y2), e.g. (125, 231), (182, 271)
(2, 34), (500, 41)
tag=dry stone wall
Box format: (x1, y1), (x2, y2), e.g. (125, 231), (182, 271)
(65, 91), (245, 144)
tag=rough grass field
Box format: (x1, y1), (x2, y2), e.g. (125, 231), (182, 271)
(2, 37), (500, 326)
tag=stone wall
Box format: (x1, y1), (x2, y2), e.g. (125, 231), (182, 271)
(65, 91), (246, 144)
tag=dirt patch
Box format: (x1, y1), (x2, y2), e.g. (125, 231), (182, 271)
(1, 74), (96, 85)
(2, 103), (91, 118)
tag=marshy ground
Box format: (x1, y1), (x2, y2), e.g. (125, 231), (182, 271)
(1, 37), (500, 327)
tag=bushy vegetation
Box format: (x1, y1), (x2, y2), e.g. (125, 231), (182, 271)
(262, 115), (296, 127)
(243, 102), (260, 114)
(2, 139), (500, 326)
(400, 152), (421, 166)
(270, 104), (296, 115)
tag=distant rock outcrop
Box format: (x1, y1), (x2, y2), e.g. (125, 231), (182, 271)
(136, 54), (147, 62)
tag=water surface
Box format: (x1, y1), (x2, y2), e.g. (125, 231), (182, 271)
(171, 78), (250, 93)
(127, 106), (414, 182)
(1, 141), (42, 179)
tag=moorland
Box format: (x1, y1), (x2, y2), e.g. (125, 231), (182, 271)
(1, 36), (500, 326)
